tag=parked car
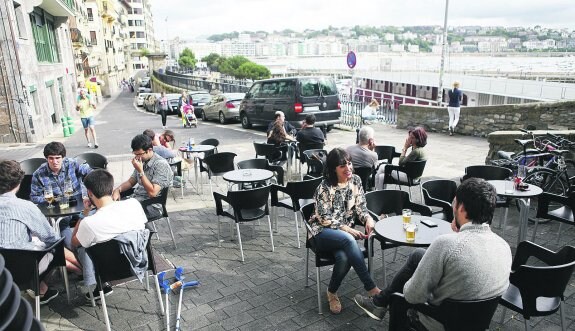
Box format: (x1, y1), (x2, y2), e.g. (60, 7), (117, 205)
(201, 93), (245, 124)
(138, 84), (152, 93)
(239, 77), (341, 131)
(136, 92), (153, 107)
(166, 93), (182, 115)
(143, 93), (160, 112)
(189, 92), (212, 118)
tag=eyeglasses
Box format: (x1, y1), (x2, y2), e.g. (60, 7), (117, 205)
(132, 150), (148, 157)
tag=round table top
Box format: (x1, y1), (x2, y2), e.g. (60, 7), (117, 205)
(223, 169), (274, 184)
(179, 145), (216, 153)
(374, 215), (453, 247)
(487, 180), (543, 198)
(37, 201), (85, 218)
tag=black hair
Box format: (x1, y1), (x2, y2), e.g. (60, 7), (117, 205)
(409, 126), (428, 148)
(43, 141), (66, 158)
(142, 129), (156, 139)
(131, 134), (153, 151)
(324, 148), (351, 186)
(0, 160), (25, 194)
(83, 169), (114, 198)
(455, 178), (497, 225)
(305, 114), (316, 125)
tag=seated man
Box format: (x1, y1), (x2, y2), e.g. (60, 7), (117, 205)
(267, 110), (296, 136)
(112, 134), (173, 218)
(346, 126), (378, 169)
(143, 129), (177, 160)
(30, 141), (92, 249)
(72, 169), (148, 300)
(354, 178), (512, 331)
(0, 160), (60, 304)
(296, 114), (325, 149)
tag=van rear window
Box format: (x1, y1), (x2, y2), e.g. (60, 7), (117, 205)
(300, 78), (337, 97)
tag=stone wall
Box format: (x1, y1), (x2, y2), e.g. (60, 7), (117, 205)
(486, 130), (575, 164)
(397, 101), (575, 137)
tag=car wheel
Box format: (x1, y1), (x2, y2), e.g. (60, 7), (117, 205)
(201, 110), (207, 121)
(219, 112), (226, 124)
(241, 113), (252, 129)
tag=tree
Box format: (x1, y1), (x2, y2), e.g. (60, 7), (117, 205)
(201, 53), (221, 70)
(219, 56), (250, 76)
(178, 48), (197, 70)
(139, 48), (150, 57)
(236, 62), (271, 80)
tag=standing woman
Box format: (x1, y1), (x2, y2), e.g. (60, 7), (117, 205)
(158, 92), (169, 129)
(447, 81), (463, 136)
(308, 148), (380, 314)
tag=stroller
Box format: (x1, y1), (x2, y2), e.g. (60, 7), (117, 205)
(181, 103), (197, 128)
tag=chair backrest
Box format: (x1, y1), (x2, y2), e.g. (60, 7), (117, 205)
(464, 165), (512, 181)
(16, 175), (33, 201)
(301, 202), (316, 223)
(74, 152), (108, 169)
(253, 142), (287, 163)
(200, 138), (219, 156)
(203, 152), (236, 175)
(19, 158), (45, 175)
(374, 145), (399, 164)
(354, 167), (373, 192)
(402, 159), (427, 180)
(422, 179), (457, 205)
(285, 177), (323, 209)
(227, 185), (271, 220)
(435, 296), (501, 331)
(299, 142), (325, 162)
(237, 158), (268, 170)
(303, 149), (327, 176)
(365, 190), (410, 217)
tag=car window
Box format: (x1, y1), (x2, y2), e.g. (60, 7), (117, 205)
(277, 81), (295, 97)
(260, 82), (278, 98)
(318, 78), (338, 95)
(248, 83), (261, 98)
(300, 78), (337, 97)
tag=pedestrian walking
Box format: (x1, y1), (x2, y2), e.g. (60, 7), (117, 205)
(158, 92), (169, 129)
(76, 89), (99, 148)
(447, 81), (463, 136)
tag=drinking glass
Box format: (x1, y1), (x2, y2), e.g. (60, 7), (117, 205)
(64, 180), (74, 198)
(60, 195), (69, 209)
(517, 165), (526, 180)
(505, 179), (515, 194)
(402, 209), (412, 224)
(44, 186), (55, 209)
(405, 224), (416, 242)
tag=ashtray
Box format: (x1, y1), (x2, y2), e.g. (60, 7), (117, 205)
(242, 170), (251, 177)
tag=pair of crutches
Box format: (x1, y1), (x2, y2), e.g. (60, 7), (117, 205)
(158, 267), (200, 331)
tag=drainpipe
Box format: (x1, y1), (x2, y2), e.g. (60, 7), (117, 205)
(437, 0), (449, 106)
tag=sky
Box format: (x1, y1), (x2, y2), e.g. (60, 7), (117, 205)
(151, 0), (575, 41)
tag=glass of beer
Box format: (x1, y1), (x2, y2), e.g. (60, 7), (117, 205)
(402, 209), (412, 224)
(60, 195), (69, 209)
(405, 224), (416, 242)
(44, 187), (55, 209)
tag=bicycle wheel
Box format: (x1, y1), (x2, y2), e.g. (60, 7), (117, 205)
(522, 168), (569, 222)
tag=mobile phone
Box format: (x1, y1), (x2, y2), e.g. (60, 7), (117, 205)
(421, 219), (438, 228)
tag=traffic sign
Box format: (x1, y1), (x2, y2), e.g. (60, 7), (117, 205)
(347, 51), (357, 69)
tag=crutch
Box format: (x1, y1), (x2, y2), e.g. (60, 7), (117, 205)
(158, 271), (171, 331)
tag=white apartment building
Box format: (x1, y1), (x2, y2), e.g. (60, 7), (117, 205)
(126, 0), (155, 70)
(183, 42), (222, 60)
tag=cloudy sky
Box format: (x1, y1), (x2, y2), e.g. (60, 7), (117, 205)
(151, 0), (575, 40)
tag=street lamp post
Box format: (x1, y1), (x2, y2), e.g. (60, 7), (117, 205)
(437, 0), (449, 105)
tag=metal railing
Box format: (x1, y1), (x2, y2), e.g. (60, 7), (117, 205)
(153, 70), (250, 94)
(338, 94), (398, 130)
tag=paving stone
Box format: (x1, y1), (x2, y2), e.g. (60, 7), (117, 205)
(219, 311), (255, 330)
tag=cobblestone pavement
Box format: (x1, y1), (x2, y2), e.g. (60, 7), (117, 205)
(4, 92), (574, 330)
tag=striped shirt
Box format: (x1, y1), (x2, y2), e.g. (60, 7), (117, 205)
(0, 192), (58, 249)
(30, 158), (92, 204)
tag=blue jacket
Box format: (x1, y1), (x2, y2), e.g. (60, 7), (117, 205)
(448, 88), (462, 107)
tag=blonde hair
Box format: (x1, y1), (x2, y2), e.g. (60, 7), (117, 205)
(453, 81), (460, 88)
(369, 99), (380, 107)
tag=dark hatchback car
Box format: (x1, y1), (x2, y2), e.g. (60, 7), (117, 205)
(189, 92), (212, 118)
(239, 77), (341, 131)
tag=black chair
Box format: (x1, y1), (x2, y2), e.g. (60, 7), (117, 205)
(270, 177), (323, 248)
(498, 241), (575, 331)
(389, 292), (501, 331)
(86, 231), (164, 331)
(300, 202), (370, 314)
(17, 158), (45, 201)
(463, 165), (513, 232)
(140, 187), (177, 249)
(237, 158), (284, 186)
(297, 142), (325, 174)
(253, 142), (288, 167)
(0, 237), (69, 320)
(534, 191), (574, 243)
(74, 152), (108, 169)
(200, 152), (237, 194)
(19, 158), (45, 175)
(422, 179), (458, 221)
(365, 190), (432, 285)
(169, 160), (184, 199)
(374, 145), (401, 164)
(213, 185), (274, 262)
(16, 174), (33, 201)
(383, 160), (427, 202)
(354, 167), (374, 192)
(4, 297), (36, 331)
(199, 138), (219, 156)
(302, 149), (327, 178)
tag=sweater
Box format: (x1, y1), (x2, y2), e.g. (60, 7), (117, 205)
(403, 222), (512, 331)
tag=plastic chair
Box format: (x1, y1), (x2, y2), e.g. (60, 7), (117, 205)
(383, 160), (427, 202)
(498, 241), (575, 331)
(140, 187), (177, 249)
(168, 160), (185, 199)
(0, 283), (20, 330)
(253, 142), (288, 167)
(270, 177), (322, 248)
(300, 202), (370, 314)
(374, 145), (401, 164)
(389, 292), (501, 331)
(16, 174), (33, 201)
(4, 297), (35, 331)
(200, 152), (237, 194)
(86, 231), (164, 331)
(422, 179), (458, 221)
(213, 185), (274, 262)
(297, 142), (325, 173)
(0, 237), (69, 320)
(302, 149), (327, 178)
(535, 191), (574, 243)
(354, 167), (374, 192)
(19, 158), (45, 175)
(199, 138), (219, 156)
(365, 190), (432, 285)
(74, 152), (108, 169)
(237, 158), (284, 186)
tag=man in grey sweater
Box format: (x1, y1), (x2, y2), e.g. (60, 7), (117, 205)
(355, 178), (512, 330)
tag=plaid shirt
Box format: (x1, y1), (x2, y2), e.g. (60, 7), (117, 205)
(30, 158), (92, 204)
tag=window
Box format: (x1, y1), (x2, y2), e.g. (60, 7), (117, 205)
(29, 87), (40, 115)
(87, 8), (93, 21)
(128, 20), (134, 26)
(89, 31), (97, 45)
(13, 2), (27, 39)
(130, 8), (142, 14)
(29, 8), (60, 63)
(136, 31), (145, 38)
(134, 20), (143, 26)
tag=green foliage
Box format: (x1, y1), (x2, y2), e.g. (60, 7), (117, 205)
(201, 53), (222, 70)
(207, 31), (239, 42)
(178, 48), (197, 69)
(139, 48), (150, 56)
(219, 56), (250, 76)
(236, 62), (271, 80)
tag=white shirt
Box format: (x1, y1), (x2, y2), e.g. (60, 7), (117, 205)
(76, 198), (147, 248)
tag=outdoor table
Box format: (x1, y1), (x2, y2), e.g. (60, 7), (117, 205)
(369, 215), (452, 286)
(38, 202), (85, 237)
(223, 169), (274, 190)
(179, 144), (216, 194)
(488, 180), (543, 246)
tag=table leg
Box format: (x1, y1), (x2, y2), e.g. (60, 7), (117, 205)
(516, 198), (530, 247)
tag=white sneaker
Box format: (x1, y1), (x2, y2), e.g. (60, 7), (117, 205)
(87, 142), (92, 148)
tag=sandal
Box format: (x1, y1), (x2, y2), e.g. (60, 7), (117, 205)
(327, 290), (342, 314)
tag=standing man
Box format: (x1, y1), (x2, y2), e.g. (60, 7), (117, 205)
(447, 81), (463, 136)
(157, 92), (169, 129)
(354, 178), (512, 330)
(77, 89), (99, 148)
(346, 126), (378, 169)
(112, 134), (173, 219)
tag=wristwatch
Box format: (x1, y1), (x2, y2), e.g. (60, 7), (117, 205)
(138, 172), (145, 177)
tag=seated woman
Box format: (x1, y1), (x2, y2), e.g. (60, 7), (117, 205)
(158, 130), (175, 149)
(308, 148), (380, 314)
(374, 126), (427, 190)
(361, 99), (379, 124)
(267, 120), (295, 145)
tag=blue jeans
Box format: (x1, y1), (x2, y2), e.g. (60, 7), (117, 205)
(76, 247), (96, 286)
(315, 228), (376, 293)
